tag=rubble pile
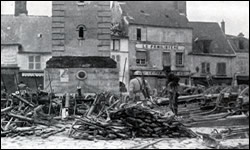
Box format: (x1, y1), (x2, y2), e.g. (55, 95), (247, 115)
(69, 104), (197, 140)
(1, 94), (64, 138)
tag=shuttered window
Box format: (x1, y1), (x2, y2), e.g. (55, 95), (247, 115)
(163, 52), (171, 66)
(201, 62), (210, 75)
(217, 63), (226, 76)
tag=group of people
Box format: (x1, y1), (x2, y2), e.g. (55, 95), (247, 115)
(128, 71), (180, 116)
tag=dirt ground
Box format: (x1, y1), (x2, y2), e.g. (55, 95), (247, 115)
(1, 127), (249, 149)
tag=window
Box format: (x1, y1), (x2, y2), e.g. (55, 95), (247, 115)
(201, 62), (210, 75)
(239, 40), (244, 49)
(203, 40), (211, 53)
(136, 51), (147, 66)
(216, 63), (226, 76)
(76, 25), (86, 40)
(111, 39), (120, 51)
(29, 56), (41, 70)
(197, 40), (211, 53)
(136, 28), (141, 41)
(176, 52), (184, 66)
(162, 52), (171, 66)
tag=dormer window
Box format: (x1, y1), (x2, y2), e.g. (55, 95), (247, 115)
(76, 25), (86, 40)
(196, 39), (212, 53)
(239, 40), (244, 50)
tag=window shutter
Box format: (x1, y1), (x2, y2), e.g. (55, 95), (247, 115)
(130, 27), (137, 41)
(141, 27), (147, 41)
(163, 52), (171, 66)
(206, 63), (210, 73)
(201, 62), (206, 74)
(217, 63), (226, 75)
(136, 51), (146, 59)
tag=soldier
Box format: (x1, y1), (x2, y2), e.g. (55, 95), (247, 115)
(167, 73), (180, 116)
(129, 71), (152, 103)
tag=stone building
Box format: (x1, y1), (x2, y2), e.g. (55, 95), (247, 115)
(227, 33), (249, 85)
(111, 1), (193, 91)
(51, 1), (111, 56)
(46, 1), (119, 95)
(1, 1), (51, 93)
(188, 22), (236, 86)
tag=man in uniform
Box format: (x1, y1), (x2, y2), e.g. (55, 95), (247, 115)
(129, 71), (152, 103)
(167, 73), (180, 116)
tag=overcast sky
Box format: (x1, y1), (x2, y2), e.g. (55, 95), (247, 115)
(1, 1), (249, 38)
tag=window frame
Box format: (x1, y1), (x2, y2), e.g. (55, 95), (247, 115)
(176, 52), (184, 67)
(111, 39), (120, 51)
(136, 28), (142, 41)
(28, 55), (41, 70)
(216, 62), (226, 76)
(162, 52), (171, 67)
(76, 25), (87, 40)
(201, 62), (210, 75)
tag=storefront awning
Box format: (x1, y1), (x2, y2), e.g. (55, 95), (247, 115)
(22, 73), (44, 77)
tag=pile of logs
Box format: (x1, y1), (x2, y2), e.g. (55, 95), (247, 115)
(69, 104), (197, 140)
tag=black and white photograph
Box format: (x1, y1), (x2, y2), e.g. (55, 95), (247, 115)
(1, 1), (249, 149)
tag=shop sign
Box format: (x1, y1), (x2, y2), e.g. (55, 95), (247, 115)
(136, 43), (185, 51)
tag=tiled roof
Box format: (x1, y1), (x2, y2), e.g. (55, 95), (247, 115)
(189, 22), (235, 55)
(1, 15), (52, 53)
(46, 56), (117, 68)
(119, 1), (189, 28)
(226, 34), (249, 53)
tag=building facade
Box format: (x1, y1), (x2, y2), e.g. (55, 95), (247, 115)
(227, 33), (249, 84)
(47, 1), (120, 94)
(111, 1), (193, 91)
(188, 22), (237, 86)
(51, 1), (112, 57)
(1, 2), (52, 93)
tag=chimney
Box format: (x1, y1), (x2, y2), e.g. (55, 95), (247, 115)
(174, 1), (187, 16)
(221, 20), (225, 33)
(15, 1), (28, 16)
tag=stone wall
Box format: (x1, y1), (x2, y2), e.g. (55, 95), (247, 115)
(44, 68), (119, 95)
(52, 1), (111, 57)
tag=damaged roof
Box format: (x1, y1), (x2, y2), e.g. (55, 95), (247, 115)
(46, 56), (117, 68)
(189, 22), (236, 56)
(119, 1), (189, 28)
(1, 15), (51, 53)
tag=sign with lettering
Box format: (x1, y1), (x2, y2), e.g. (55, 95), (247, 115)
(134, 70), (190, 77)
(136, 43), (185, 51)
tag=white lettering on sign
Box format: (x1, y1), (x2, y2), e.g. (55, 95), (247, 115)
(138, 70), (190, 77)
(136, 43), (185, 51)
(60, 69), (69, 82)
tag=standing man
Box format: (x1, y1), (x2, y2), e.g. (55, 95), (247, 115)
(129, 71), (152, 103)
(167, 73), (180, 116)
